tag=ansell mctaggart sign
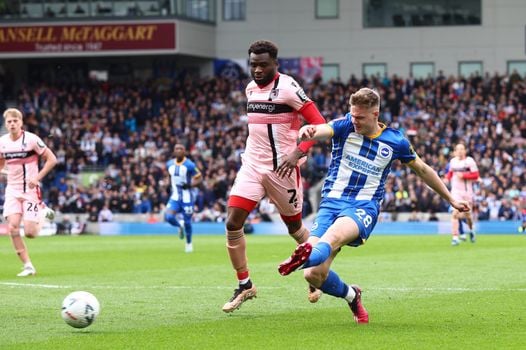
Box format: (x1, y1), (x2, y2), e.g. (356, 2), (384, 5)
(0, 22), (176, 54)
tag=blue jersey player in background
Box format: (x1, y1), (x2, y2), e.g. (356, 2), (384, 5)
(165, 143), (202, 253)
(278, 88), (470, 323)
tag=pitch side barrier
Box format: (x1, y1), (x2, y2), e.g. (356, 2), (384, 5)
(91, 221), (521, 236)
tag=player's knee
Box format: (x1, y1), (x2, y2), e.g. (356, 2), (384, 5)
(226, 222), (239, 231)
(8, 224), (20, 234)
(164, 212), (177, 225)
(226, 207), (249, 231)
(225, 217), (243, 231)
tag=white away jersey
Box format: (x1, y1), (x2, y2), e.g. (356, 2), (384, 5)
(322, 114), (416, 202)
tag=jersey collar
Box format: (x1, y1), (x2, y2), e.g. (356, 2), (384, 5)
(366, 123), (387, 139)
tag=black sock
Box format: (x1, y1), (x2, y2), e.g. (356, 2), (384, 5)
(240, 280), (252, 289)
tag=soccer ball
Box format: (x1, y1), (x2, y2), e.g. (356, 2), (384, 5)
(41, 205), (55, 222)
(61, 291), (100, 328)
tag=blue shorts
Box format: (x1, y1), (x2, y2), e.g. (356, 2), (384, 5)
(166, 199), (194, 216)
(310, 198), (379, 247)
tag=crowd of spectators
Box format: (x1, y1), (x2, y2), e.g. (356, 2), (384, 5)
(0, 69), (524, 224)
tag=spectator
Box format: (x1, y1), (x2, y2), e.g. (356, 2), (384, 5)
(498, 199), (515, 220)
(408, 210), (420, 222)
(87, 206), (99, 222)
(8, 71), (524, 222)
(71, 216), (86, 235)
(477, 200), (490, 220)
(258, 197), (275, 222)
(98, 204), (113, 222)
(57, 215), (73, 235)
(147, 212), (160, 224)
(428, 211), (439, 222)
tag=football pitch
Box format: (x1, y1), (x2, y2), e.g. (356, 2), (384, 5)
(0, 234), (524, 350)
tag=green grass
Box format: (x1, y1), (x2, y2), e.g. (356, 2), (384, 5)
(0, 234), (524, 349)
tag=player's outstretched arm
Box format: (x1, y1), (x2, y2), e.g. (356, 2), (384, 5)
(406, 156), (470, 212)
(298, 124), (333, 141)
(276, 124), (333, 178)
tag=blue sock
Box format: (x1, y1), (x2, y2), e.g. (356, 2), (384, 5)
(164, 213), (180, 227)
(302, 242), (332, 269)
(184, 221), (192, 243)
(458, 219), (464, 235)
(320, 270), (349, 298)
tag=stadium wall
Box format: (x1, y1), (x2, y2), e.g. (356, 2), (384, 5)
(35, 213), (521, 236)
(92, 220), (520, 236)
(0, 217), (519, 236)
(1, 1), (524, 84)
(215, 0), (525, 78)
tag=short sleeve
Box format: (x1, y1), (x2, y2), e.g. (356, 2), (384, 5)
(33, 134), (47, 156)
(398, 137), (417, 164)
(283, 78), (312, 111)
(329, 114), (352, 139)
(467, 157), (479, 172)
(190, 162), (200, 177)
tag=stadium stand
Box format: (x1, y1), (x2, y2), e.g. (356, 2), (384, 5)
(3, 71), (524, 225)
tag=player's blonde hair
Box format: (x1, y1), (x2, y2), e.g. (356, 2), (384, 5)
(350, 88), (380, 109)
(3, 108), (23, 121)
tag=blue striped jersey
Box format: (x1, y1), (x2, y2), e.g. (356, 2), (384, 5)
(167, 157), (200, 201)
(321, 113), (416, 203)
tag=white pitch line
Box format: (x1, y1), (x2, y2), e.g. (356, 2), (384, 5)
(1, 282), (525, 292)
(374, 287), (526, 292)
(0, 282), (254, 290)
(0, 282), (71, 289)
